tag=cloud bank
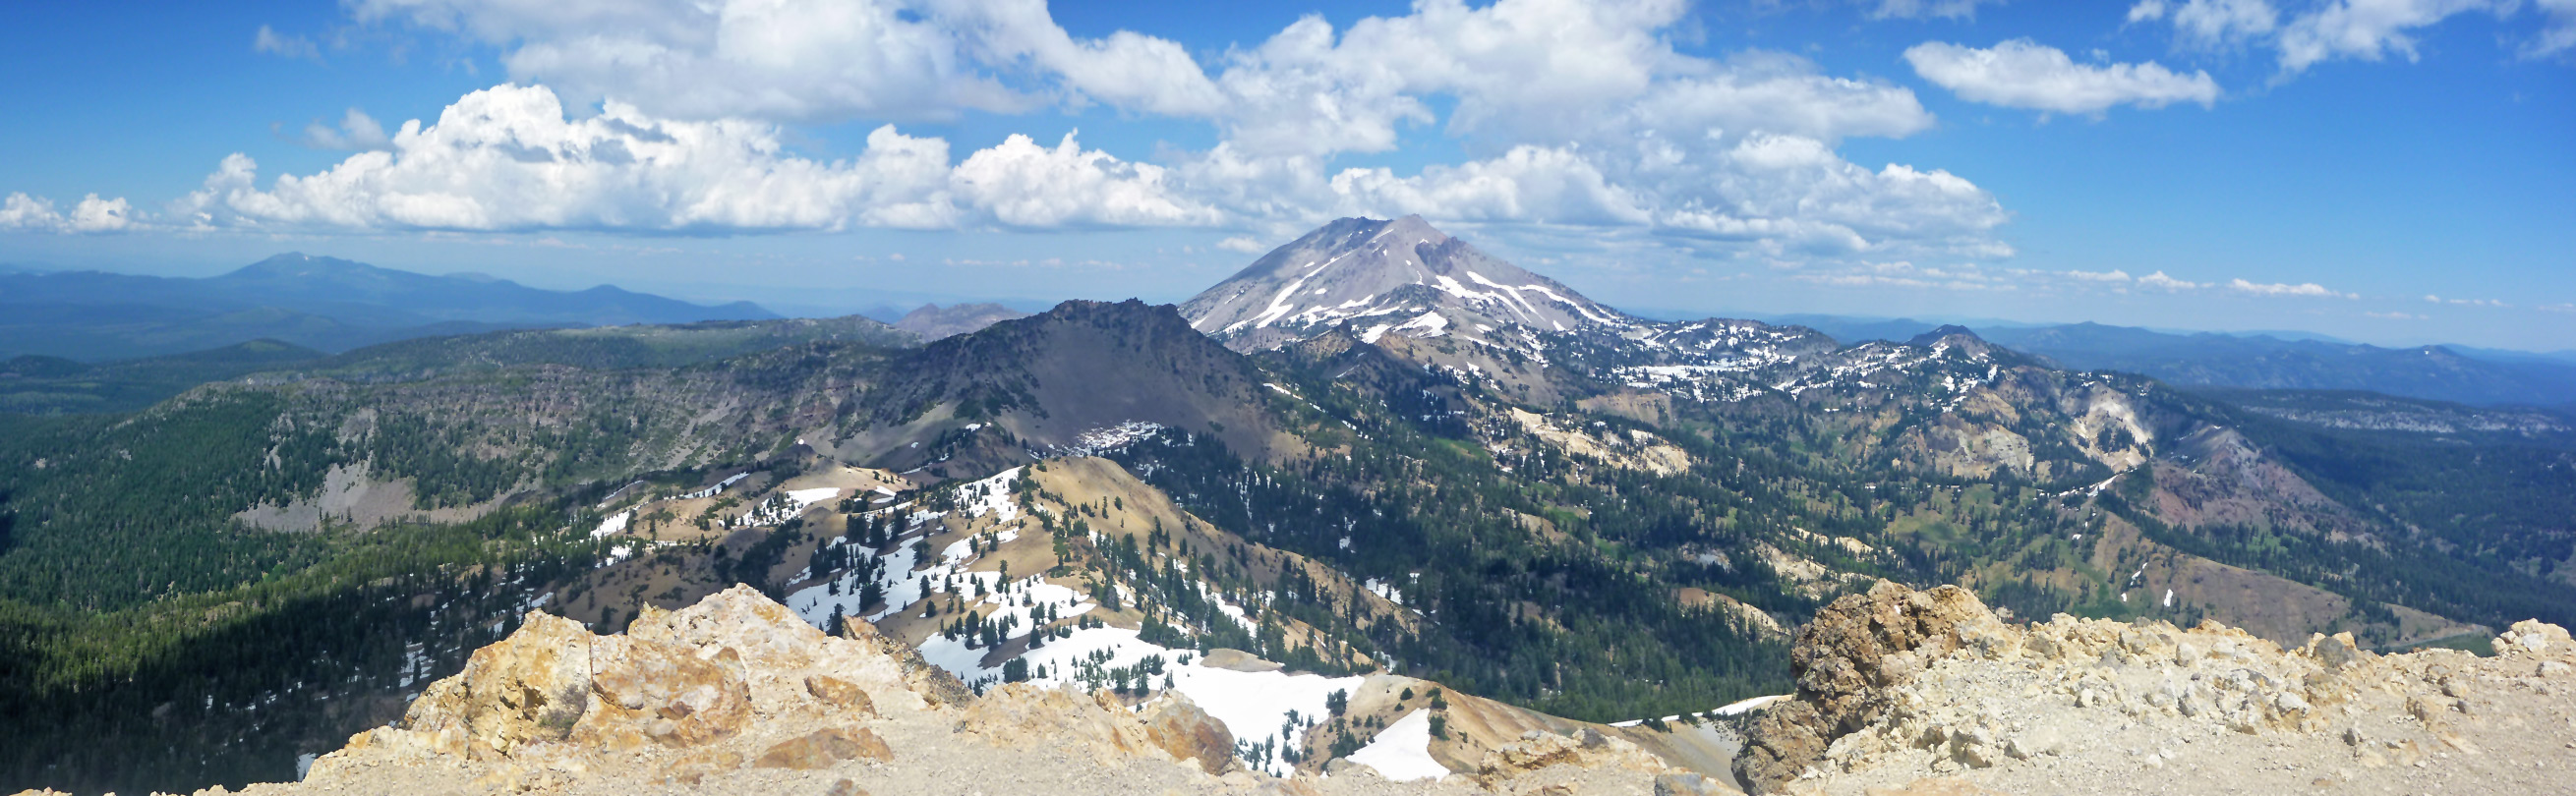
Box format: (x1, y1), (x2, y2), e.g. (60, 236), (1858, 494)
(125, 0), (2006, 263)
(0, 193), (135, 234)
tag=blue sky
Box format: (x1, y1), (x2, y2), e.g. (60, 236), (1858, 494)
(2, 0), (2570, 349)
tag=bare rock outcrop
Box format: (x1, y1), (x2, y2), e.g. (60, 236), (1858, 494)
(314, 585), (915, 787)
(1733, 580), (2576, 796)
(1141, 694), (1240, 775)
(237, 585), (1377, 796)
(1735, 582), (2006, 791)
(835, 605), (976, 707)
(753, 727), (893, 769)
(53, 578), (2567, 796)
(1477, 727), (1677, 785)
(954, 684), (1238, 775)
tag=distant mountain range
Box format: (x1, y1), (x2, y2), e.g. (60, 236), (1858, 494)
(1760, 314), (2576, 409)
(890, 303), (1029, 341)
(0, 253), (777, 361)
(0, 314), (914, 415)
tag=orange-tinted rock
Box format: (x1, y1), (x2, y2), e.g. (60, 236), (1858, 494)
(1141, 695), (1236, 774)
(754, 727), (894, 769)
(806, 674), (879, 716)
(395, 611), (601, 758)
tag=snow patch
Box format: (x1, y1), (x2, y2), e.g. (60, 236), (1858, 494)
(1047, 422), (1167, 458)
(1714, 694), (1791, 715)
(787, 487), (842, 506)
(1347, 709), (1450, 781)
(1393, 312), (1449, 337)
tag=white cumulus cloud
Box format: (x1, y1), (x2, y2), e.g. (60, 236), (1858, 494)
(2130, 0), (2281, 48)
(1904, 39), (2221, 115)
(1867, 0), (2007, 20)
(951, 132), (1219, 228)
(2137, 270), (2206, 290)
(2226, 277), (2357, 299)
(2135, 0), (2567, 70)
(181, 85), (952, 231)
(0, 193), (137, 234)
(302, 108), (392, 150)
(2424, 294), (2508, 307)
(2277, 0), (2512, 74)
(253, 25), (320, 60)
(2525, 0), (2576, 56)
(1326, 145), (1652, 228)
(2033, 267), (2360, 300)
(352, 0), (1029, 122)
(180, 0), (2011, 264)
(175, 84), (1210, 233)
(2066, 268), (2134, 281)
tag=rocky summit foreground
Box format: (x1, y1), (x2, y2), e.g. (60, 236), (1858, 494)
(1735, 582), (2576, 795)
(30, 586), (1692, 796)
(21, 583), (2573, 796)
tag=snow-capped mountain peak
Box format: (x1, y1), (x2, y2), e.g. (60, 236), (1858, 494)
(1180, 215), (1629, 351)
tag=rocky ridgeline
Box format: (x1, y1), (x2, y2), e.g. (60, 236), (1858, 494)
(1734, 581), (2576, 795)
(21, 586), (1696, 796)
(20, 583), (2570, 796)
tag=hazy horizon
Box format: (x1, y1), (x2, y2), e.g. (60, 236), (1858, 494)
(7, 238), (2568, 356)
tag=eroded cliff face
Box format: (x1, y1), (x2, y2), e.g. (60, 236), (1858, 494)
(1733, 581), (2576, 796)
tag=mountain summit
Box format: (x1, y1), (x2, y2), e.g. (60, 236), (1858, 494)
(1180, 215), (1629, 351)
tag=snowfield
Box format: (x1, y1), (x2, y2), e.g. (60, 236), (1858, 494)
(896, 586), (1358, 777)
(589, 510), (631, 540)
(1169, 664), (1362, 776)
(955, 468), (1024, 521)
(1346, 709), (1449, 781)
(778, 471), (1370, 778)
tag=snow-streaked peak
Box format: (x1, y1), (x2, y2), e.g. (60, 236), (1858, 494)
(1179, 215), (1630, 351)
